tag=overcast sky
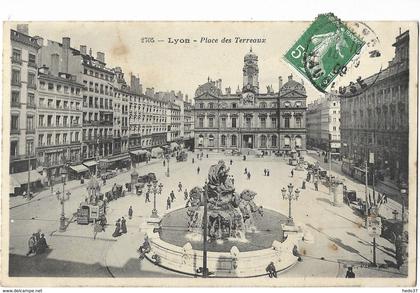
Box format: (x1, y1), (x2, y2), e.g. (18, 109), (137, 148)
(14, 21), (411, 102)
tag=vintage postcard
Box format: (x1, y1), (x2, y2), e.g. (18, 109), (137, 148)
(1, 18), (418, 287)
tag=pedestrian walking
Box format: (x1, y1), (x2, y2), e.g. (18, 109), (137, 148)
(302, 181), (306, 190)
(178, 182), (183, 192)
(167, 197), (171, 210)
(37, 233), (48, 254)
(145, 191), (151, 203)
(128, 206), (133, 220)
(121, 217), (127, 234)
(163, 160), (166, 167)
(112, 219), (121, 237)
(244, 168), (248, 174)
(26, 233), (37, 256)
(267, 169), (270, 176)
(345, 267), (355, 278)
(247, 172), (251, 180)
(266, 262), (277, 278)
(197, 153), (199, 159)
(230, 159), (233, 165)
(184, 189), (189, 200)
(170, 190), (176, 202)
(291, 169), (294, 177)
(264, 169), (267, 176)
(197, 166), (200, 174)
(192, 158), (195, 164)
(206, 154), (208, 158)
(314, 180), (318, 191)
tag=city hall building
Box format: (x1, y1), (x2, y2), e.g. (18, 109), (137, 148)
(194, 49), (308, 154)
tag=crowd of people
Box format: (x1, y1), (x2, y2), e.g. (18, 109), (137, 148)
(26, 229), (48, 256)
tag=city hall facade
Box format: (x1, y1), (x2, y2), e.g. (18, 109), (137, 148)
(194, 49), (308, 154)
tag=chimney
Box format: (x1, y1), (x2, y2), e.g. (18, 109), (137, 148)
(62, 37), (70, 49)
(225, 87), (231, 94)
(130, 74), (140, 94)
(89, 48), (92, 56)
(288, 74), (293, 81)
(16, 24), (29, 35)
(50, 53), (60, 76)
(278, 76), (283, 89)
(80, 45), (87, 55)
(218, 79), (222, 90)
(97, 52), (105, 63)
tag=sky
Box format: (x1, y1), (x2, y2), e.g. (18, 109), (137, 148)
(11, 21), (412, 103)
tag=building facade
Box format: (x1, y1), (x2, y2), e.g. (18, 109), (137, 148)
(183, 99), (195, 149)
(194, 49), (307, 154)
(340, 30), (409, 184)
(10, 27), (41, 176)
(306, 94), (341, 153)
(36, 68), (84, 180)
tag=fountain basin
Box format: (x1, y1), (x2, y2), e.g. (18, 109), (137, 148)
(142, 207), (302, 277)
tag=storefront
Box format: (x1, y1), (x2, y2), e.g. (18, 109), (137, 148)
(10, 170), (44, 196)
(83, 160), (98, 176)
(69, 164), (90, 180)
(130, 150), (150, 164)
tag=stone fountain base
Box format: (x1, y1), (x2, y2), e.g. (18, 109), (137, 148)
(140, 207), (303, 277)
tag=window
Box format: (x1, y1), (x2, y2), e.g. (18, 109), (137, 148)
(55, 134), (60, 144)
(26, 140), (34, 156)
(232, 117), (237, 128)
(56, 116), (61, 126)
(271, 118), (277, 128)
(285, 117), (290, 128)
(28, 53), (36, 66)
(208, 135), (215, 147)
(221, 117), (226, 128)
(12, 69), (20, 85)
(260, 135), (267, 148)
(63, 133), (68, 144)
(284, 136), (290, 147)
(199, 117), (204, 128)
(296, 117), (302, 128)
(231, 135), (237, 146)
(47, 134), (52, 145)
(209, 103), (214, 109)
(221, 135), (226, 146)
(28, 72), (36, 88)
(199, 103), (204, 109)
(245, 117), (252, 128)
(10, 141), (18, 157)
(11, 115), (19, 131)
(333, 126), (337, 131)
(47, 115), (53, 126)
(260, 117), (266, 128)
(260, 102), (266, 108)
(271, 135), (277, 147)
(27, 116), (34, 130)
(38, 134), (44, 146)
(232, 103), (237, 109)
(28, 93), (35, 107)
(38, 115), (44, 127)
(295, 136), (302, 148)
(12, 91), (20, 106)
(198, 135), (204, 147)
(209, 117), (214, 128)
(12, 48), (21, 63)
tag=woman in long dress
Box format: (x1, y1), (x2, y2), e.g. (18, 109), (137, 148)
(112, 218), (121, 237)
(121, 217), (127, 234)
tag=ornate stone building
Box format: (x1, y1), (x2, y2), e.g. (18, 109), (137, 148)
(194, 49), (307, 154)
(340, 30), (409, 184)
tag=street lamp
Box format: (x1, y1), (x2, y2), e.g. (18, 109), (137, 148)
(400, 185), (407, 226)
(148, 180), (163, 218)
(281, 183), (300, 225)
(165, 154), (170, 177)
(56, 168), (71, 232)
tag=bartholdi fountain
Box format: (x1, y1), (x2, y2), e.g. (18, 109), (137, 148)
(141, 160), (303, 277)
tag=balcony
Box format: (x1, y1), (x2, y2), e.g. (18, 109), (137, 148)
(10, 153), (35, 161)
(11, 101), (21, 108)
(10, 128), (20, 135)
(28, 62), (37, 69)
(27, 103), (36, 109)
(11, 80), (21, 87)
(26, 129), (35, 134)
(28, 83), (37, 90)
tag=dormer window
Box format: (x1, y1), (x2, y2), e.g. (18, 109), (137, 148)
(284, 101), (291, 108)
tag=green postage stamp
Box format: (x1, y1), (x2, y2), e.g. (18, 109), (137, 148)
(284, 13), (365, 91)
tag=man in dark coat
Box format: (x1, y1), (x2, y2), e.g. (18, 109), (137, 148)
(197, 166), (200, 174)
(184, 189), (189, 200)
(266, 262), (277, 278)
(345, 267), (355, 278)
(170, 190), (176, 202)
(26, 233), (37, 256)
(37, 233), (48, 254)
(128, 206), (133, 220)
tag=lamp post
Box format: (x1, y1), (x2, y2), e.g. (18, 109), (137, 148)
(147, 180), (163, 218)
(400, 185), (407, 228)
(281, 183), (300, 225)
(165, 154), (170, 177)
(56, 168), (71, 232)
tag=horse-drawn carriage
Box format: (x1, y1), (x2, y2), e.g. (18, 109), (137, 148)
(138, 172), (156, 183)
(176, 150), (188, 162)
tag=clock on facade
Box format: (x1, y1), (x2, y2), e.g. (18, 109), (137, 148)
(242, 92), (255, 105)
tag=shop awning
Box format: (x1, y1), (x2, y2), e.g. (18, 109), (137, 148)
(130, 150), (148, 156)
(70, 164), (89, 173)
(83, 160), (97, 167)
(10, 170), (43, 186)
(170, 142), (179, 149)
(151, 147), (163, 154)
